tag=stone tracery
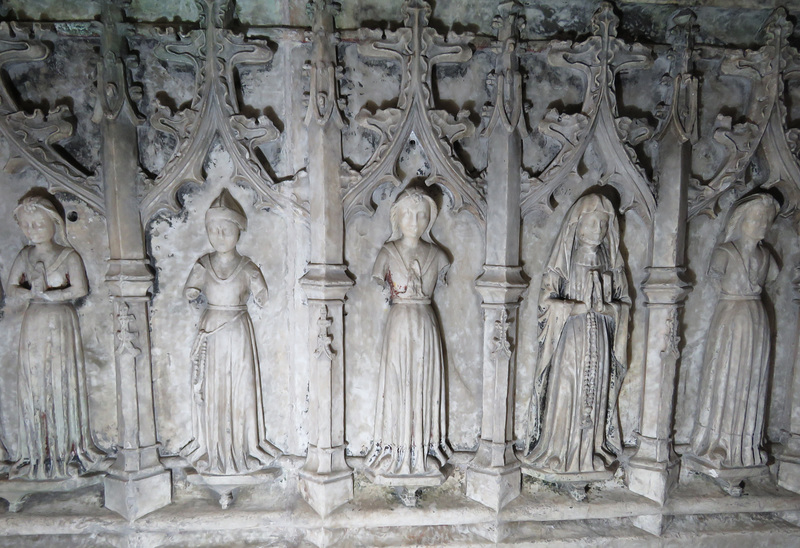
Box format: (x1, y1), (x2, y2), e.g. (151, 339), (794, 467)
(0, 0), (798, 544)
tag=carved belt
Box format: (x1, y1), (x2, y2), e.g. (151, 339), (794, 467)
(719, 293), (760, 301)
(393, 298), (431, 305)
(206, 304), (248, 310)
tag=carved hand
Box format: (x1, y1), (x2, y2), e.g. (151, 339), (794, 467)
(185, 287), (201, 301)
(569, 300), (589, 316)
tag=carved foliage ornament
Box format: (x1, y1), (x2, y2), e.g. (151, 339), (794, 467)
(520, 2), (655, 224)
(689, 8), (800, 219)
(343, 0), (485, 226)
(0, 22), (104, 212)
(142, 0), (306, 222)
(481, 0), (528, 139)
(313, 305), (336, 361)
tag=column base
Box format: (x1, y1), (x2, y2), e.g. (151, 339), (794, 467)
(631, 513), (672, 536)
(299, 468), (353, 517)
(469, 520), (514, 543)
(104, 467), (172, 521)
(778, 454), (800, 494)
(625, 457), (679, 505)
(466, 462), (521, 511)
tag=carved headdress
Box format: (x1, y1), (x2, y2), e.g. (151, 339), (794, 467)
(546, 193), (623, 280)
(387, 186), (439, 243)
(14, 195), (71, 248)
(205, 188), (247, 231)
(722, 193), (779, 243)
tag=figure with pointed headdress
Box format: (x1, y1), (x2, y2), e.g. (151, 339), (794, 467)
(365, 186), (452, 484)
(685, 193), (779, 489)
(181, 189), (278, 475)
(523, 193), (630, 480)
(7, 194), (103, 479)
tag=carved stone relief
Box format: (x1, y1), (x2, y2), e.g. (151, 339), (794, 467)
(684, 193), (780, 494)
(365, 187), (451, 485)
(522, 193), (630, 483)
(6, 195), (103, 479)
(181, 189), (279, 475)
(1, 0), (800, 542)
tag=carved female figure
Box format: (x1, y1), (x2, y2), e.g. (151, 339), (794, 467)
(366, 187), (452, 482)
(182, 189), (278, 475)
(7, 195), (102, 479)
(687, 193), (779, 476)
(524, 194), (630, 478)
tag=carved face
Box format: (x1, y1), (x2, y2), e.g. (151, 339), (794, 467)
(17, 209), (56, 245)
(206, 219), (240, 252)
(576, 211), (609, 247)
(398, 199), (431, 240)
(740, 205), (772, 241)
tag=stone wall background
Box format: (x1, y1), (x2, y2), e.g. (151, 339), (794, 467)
(0, 0), (798, 464)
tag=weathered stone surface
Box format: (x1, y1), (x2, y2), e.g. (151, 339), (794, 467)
(0, 0), (799, 544)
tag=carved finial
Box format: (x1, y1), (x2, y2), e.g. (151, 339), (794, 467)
(590, 2), (619, 39)
(493, 1), (524, 41)
(402, 0), (432, 29)
(93, 0), (142, 124)
(666, 8), (696, 75)
(658, 8), (698, 145)
(304, 0), (345, 128)
(197, 0), (235, 30)
(482, 0), (527, 138)
(143, 0), (304, 221)
(763, 7), (793, 48)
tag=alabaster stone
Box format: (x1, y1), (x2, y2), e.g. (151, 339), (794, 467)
(180, 189), (279, 475)
(365, 187), (452, 485)
(5, 195), (104, 480)
(684, 194), (780, 491)
(1, 0), (800, 543)
(522, 194), (630, 481)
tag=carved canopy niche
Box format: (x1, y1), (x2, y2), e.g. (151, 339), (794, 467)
(521, 2), (655, 226)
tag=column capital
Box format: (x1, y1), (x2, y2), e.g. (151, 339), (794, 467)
(299, 263), (354, 302)
(105, 259), (153, 298)
(475, 265), (527, 305)
(641, 266), (691, 306)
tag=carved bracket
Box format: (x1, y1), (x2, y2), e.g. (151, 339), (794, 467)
(141, 0), (306, 222)
(343, 0), (485, 226)
(0, 22), (104, 212)
(520, 2), (655, 224)
(689, 8), (800, 219)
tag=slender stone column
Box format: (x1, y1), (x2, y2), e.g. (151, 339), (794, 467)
(96, 0), (171, 520)
(778, 270), (800, 493)
(298, 0), (354, 517)
(465, 1), (527, 511)
(626, 9), (696, 513)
